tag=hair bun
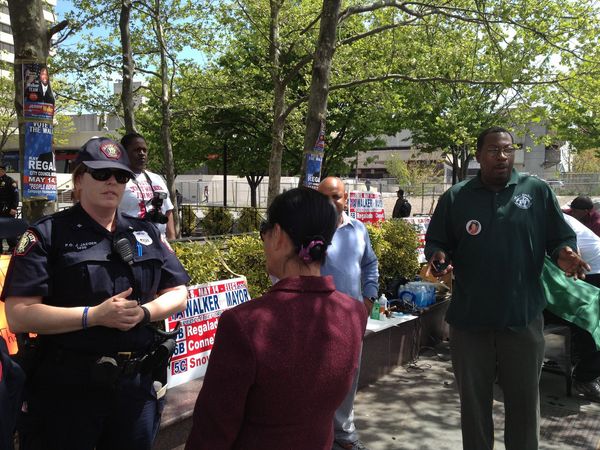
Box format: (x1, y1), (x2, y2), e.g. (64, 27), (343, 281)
(308, 242), (326, 262)
(298, 237), (327, 263)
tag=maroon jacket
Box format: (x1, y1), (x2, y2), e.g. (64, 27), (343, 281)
(185, 276), (367, 450)
(564, 208), (600, 237)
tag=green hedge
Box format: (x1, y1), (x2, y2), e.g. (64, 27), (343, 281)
(236, 207), (264, 233)
(174, 218), (421, 299)
(201, 207), (234, 236)
(366, 219), (421, 291)
(173, 234), (270, 299)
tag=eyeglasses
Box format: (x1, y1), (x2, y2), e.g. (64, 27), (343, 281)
(485, 145), (519, 157)
(259, 221), (274, 241)
(86, 167), (131, 184)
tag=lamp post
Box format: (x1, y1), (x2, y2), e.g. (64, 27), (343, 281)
(223, 139), (228, 207)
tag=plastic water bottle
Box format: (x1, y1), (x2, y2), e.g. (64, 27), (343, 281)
(378, 294), (388, 319)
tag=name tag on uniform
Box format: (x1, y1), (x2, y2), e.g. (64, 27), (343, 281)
(133, 231), (153, 246)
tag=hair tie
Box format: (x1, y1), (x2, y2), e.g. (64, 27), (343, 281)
(298, 240), (325, 263)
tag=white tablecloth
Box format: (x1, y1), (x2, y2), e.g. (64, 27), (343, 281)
(366, 314), (418, 333)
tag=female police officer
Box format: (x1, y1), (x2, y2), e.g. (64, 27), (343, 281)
(1, 137), (189, 450)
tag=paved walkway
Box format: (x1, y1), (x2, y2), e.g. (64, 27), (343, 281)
(352, 339), (600, 450)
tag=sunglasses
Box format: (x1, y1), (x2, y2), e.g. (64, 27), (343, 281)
(86, 167), (131, 184)
(259, 221), (274, 240)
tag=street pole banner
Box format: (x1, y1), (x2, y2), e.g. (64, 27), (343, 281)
(304, 153), (323, 189)
(23, 122), (57, 201)
(402, 216), (431, 263)
(165, 277), (251, 388)
(348, 191), (385, 224)
(22, 62), (55, 123)
(303, 121), (325, 189)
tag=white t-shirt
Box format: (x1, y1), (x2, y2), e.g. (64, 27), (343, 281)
(563, 214), (600, 274)
(120, 170), (173, 236)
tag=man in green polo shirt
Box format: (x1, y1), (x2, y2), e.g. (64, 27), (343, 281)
(425, 126), (589, 450)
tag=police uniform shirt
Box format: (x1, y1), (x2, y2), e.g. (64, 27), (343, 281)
(0, 174), (18, 213)
(1, 203), (190, 353)
(425, 169), (576, 330)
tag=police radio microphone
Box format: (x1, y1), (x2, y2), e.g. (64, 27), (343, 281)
(113, 237), (134, 265)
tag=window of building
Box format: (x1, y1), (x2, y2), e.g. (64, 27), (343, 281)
(0, 42), (13, 53)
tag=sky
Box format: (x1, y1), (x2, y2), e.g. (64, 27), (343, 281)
(54, 0), (205, 64)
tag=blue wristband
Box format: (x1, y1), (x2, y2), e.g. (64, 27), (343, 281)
(82, 306), (90, 330)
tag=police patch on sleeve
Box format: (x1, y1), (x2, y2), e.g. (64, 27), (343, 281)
(133, 231), (153, 246)
(15, 230), (38, 256)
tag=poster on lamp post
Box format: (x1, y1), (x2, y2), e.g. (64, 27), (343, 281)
(165, 277), (251, 388)
(22, 62), (55, 122)
(23, 122), (57, 201)
(347, 191), (385, 224)
(303, 121), (325, 189)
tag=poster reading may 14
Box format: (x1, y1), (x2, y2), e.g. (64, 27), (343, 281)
(165, 277), (250, 388)
(23, 122), (57, 200)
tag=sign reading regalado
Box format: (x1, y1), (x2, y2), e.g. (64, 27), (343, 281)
(165, 277), (251, 388)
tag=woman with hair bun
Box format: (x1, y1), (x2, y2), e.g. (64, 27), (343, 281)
(186, 187), (368, 450)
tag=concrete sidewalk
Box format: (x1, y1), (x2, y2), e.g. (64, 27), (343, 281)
(352, 340), (600, 450)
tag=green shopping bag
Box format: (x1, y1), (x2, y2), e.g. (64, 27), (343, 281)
(542, 256), (600, 349)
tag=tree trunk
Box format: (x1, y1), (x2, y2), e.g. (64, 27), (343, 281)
(8, 0), (61, 222)
(246, 174), (264, 208)
(154, 0), (179, 236)
(299, 0), (341, 187)
(266, 0), (283, 207)
(268, 83), (285, 207)
(120, 0), (136, 134)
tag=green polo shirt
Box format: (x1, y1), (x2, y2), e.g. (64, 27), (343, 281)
(425, 169), (576, 330)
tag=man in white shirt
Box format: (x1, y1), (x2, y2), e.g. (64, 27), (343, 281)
(119, 133), (176, 239)
(546, 213), (600, 400)
(563, 214), (600, 287)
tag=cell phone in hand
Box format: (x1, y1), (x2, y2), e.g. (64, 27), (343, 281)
(432, 260), (448, 272)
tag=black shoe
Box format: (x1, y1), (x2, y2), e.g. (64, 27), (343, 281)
(573, 377), (600, 402)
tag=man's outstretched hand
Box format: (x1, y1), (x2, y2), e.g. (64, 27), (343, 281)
(557, 246), (590, 280)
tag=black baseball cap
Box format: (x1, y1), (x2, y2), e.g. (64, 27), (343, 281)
(73, 137), (134, 175)
(570, 196), (594, 210)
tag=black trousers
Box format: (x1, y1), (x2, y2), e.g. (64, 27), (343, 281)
(19, 356), (163, 450)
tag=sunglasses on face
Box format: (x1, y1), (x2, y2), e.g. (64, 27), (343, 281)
(259, 221), (274, 241)
(86, 167), (131, 184)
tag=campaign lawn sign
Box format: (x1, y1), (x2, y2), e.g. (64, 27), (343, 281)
(403, 216), (431, 263)
(165, 277), (251, 388)
(348, 191), (385, 224)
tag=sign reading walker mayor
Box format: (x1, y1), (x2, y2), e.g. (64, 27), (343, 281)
(348, 191), (385, 224)
(165, 277), (251, 388)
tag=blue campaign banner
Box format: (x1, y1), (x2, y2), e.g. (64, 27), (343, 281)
(304, 152), (323, 189)
(23, 122), (57, 200)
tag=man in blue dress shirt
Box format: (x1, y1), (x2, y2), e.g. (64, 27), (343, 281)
(319, 177), (379, 450)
